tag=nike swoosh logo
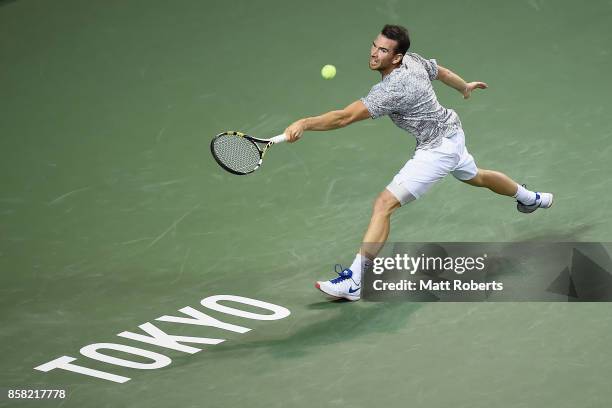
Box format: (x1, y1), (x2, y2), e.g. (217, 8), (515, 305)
(348, 286), (360, 293)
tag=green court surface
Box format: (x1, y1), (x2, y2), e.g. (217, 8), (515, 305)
(1, 0), (612, 407)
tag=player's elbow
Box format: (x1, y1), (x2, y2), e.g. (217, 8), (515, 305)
(337, 110), (353, 128)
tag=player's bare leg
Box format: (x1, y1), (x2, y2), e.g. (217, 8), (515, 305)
(361, 189), (401, 259)
(461, 168), (519, 195)
(315, 189), (400, 301)
(462, 168), (554, 213)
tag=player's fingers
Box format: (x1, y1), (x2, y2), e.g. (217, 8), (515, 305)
(286, 131), (301, 143)
(476, 82), (488, 89)
(284, 127), (296, 142)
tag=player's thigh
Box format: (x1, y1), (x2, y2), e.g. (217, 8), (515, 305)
(451, 146), (478, 182)
(386, 150), (456, 204)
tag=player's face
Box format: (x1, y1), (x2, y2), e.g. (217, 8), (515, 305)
(369, 34), (402, 72)
(370, 34), (402, 71)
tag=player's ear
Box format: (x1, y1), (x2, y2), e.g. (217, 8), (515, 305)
(393, 53), (403, 64)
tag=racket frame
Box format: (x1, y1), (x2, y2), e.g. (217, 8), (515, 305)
(210, 131), (285, 175)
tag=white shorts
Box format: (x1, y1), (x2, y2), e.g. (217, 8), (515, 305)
(386, 129), (478, 205)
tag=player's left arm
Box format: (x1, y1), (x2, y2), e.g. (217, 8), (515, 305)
(436, 64), (488, 99)
(283, 100), (370, 143)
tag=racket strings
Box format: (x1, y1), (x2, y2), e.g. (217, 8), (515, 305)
(212, 134), (261, 174)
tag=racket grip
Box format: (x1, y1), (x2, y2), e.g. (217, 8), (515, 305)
(270, 134), (288, 144)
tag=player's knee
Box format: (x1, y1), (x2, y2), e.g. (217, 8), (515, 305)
(465, 169), (488, 187)
(473, 173), (486, 187)
(373, 191), (400, 215)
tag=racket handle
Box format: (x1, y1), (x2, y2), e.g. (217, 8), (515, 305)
(270, 134), (288, 144)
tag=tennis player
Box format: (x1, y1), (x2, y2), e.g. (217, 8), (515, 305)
(283, 24), (553, 301)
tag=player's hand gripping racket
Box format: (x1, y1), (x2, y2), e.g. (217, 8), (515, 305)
(210, 131), (288, 175)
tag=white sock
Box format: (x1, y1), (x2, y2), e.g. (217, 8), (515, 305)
(513, 184), (537, 204)
(349, 254), (372, 285)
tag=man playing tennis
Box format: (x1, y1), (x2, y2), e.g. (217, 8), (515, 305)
(283, 24), (553, 301)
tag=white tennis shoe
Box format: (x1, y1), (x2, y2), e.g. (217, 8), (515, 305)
(517, 188), (554, 214)
(316, 265), (361, 301)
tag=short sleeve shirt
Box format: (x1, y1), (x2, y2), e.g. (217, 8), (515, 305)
(360, 52), (462, 150)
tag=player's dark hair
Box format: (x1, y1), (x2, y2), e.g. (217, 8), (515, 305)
(381, 24), (410, 55)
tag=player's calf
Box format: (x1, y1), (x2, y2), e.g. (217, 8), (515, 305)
(462, 168), (517, 196)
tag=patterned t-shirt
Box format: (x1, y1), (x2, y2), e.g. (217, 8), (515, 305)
(361, 52), (462, 150)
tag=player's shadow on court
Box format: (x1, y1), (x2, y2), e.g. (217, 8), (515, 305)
(197, 301), (423, 360)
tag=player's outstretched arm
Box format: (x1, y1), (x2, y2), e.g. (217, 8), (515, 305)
(437, 64), (488, 99)
(283, 100), (371, 143)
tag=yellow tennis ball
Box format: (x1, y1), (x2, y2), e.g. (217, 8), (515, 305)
(321, 64), (336, 80)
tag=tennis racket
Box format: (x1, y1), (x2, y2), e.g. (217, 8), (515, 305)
(210, 131), (288, 175)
